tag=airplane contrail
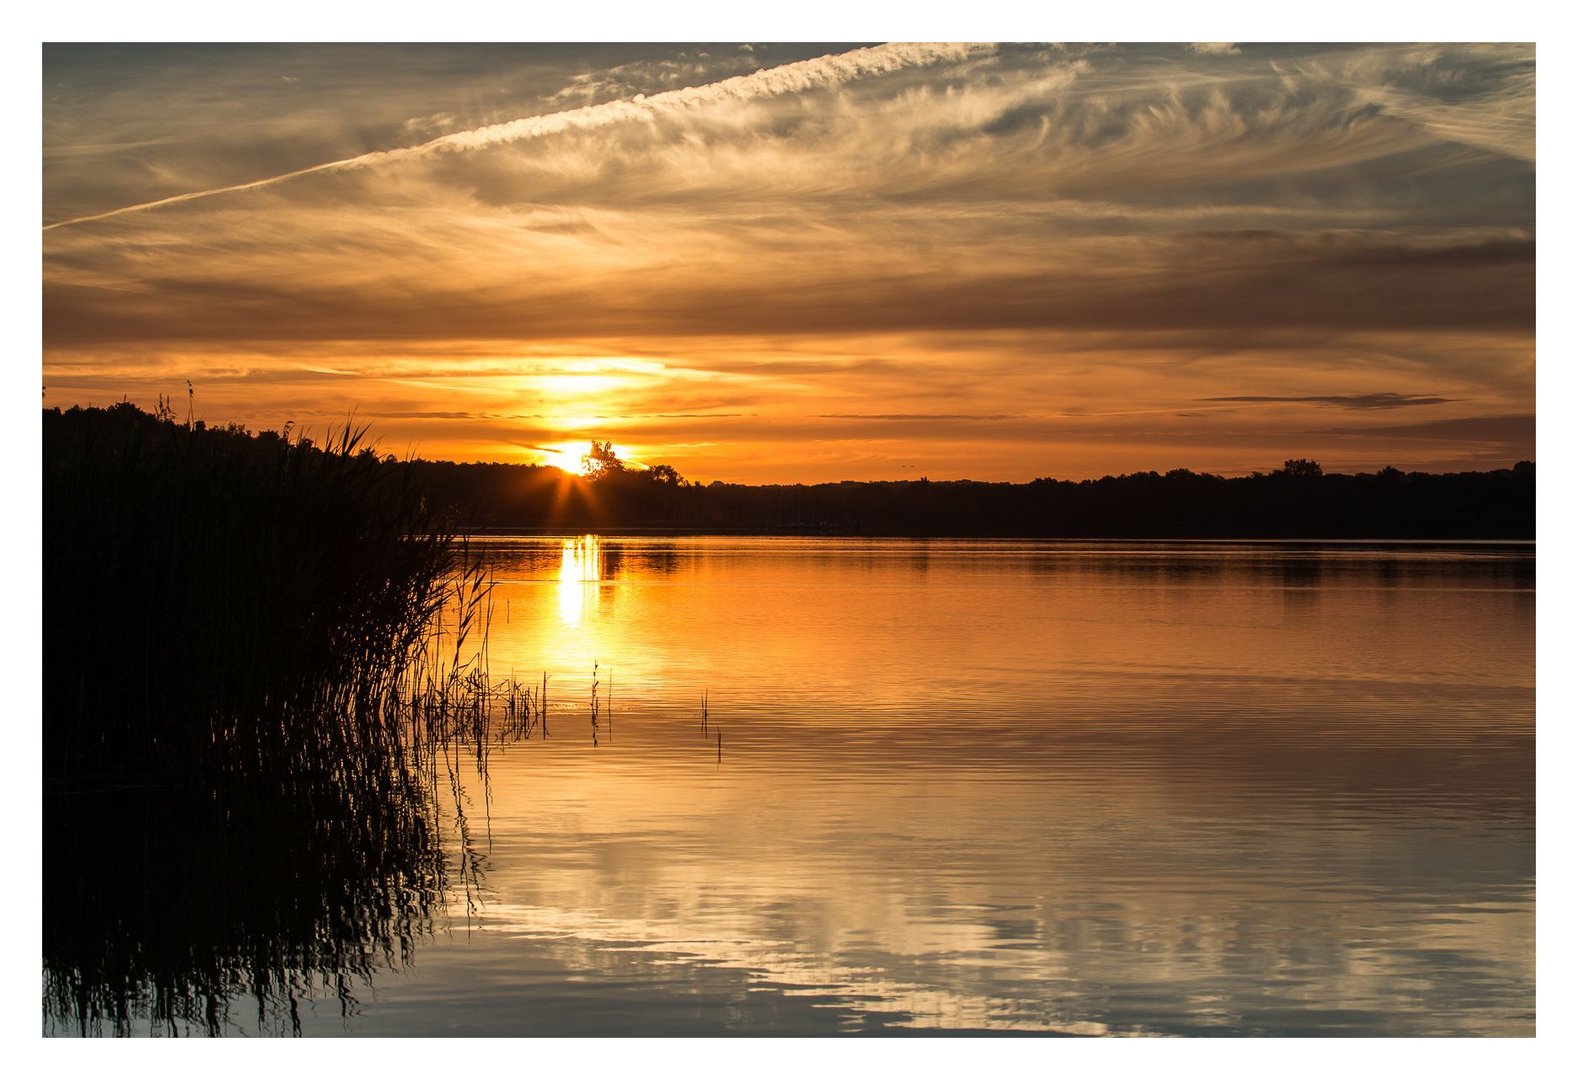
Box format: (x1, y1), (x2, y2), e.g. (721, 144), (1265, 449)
(43, 42), (992, 232)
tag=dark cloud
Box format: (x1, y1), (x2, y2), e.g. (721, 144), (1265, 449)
(819, 414), (1020, 422)
(1308, 414), (1533, 442)
(364, 410), (482, 420)
(41, 230), (1535, 346)
(1207, 393), (1456, 410)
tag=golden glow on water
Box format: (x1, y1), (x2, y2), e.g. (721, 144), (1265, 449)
(556, 534), (602, 626)
(333, 538), (1537, 1034)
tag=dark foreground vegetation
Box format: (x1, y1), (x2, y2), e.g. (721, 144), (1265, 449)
(43, 402), (519, 1035)
(44, 402), (467, 780)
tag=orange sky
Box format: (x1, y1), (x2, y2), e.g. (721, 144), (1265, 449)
(42, 43), (1534, 482)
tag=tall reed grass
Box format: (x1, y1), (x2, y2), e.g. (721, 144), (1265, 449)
(44, 403), (477, 780)
(41, 403), (502, 1035)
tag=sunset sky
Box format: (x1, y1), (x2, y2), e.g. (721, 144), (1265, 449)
(42, 42), (1534, 482)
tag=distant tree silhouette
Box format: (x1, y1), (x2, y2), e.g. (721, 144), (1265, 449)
(1280, 458), (1324, 479)
(580, 440), (624, 482)
(52, 404), (1529, 539)
(579, 442), (686, 486)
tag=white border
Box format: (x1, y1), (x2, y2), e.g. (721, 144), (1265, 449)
(7, 7), (1566, 1076)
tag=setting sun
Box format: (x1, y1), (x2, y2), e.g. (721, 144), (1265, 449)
(536, 442), (591, 475)
(537, 440), (637, 476)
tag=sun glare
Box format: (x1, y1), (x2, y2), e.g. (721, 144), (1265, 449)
(539, 441), (637, 475)
(533, 373), (625, 396)
(538, 441), (592, 474)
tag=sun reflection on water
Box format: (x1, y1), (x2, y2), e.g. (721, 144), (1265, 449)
(557, 534), (602, 626)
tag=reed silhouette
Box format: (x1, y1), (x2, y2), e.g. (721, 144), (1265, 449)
(44, 758), (453, 1035)
(42, 403), (510, 1035)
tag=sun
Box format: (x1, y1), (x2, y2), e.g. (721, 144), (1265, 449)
(537, 441), (592, 475)
(537, 440), (639, 477)
(538, 441), (614, 475)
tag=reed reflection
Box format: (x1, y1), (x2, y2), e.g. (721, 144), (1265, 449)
(44, 765), (458, 1035)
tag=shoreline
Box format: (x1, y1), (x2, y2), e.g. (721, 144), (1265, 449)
(458, 528), (1536, 544)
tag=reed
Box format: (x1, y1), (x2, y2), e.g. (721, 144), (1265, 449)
(41, 402), (508, 1036)
(44, 403), (477, 781)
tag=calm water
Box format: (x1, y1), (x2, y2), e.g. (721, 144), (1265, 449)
(58, 538), (1537, 1036)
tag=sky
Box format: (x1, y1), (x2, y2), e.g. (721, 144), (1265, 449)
(41, 42), (1535, 482)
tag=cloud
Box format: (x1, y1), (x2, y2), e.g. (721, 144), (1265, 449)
(1278, 44), (1534, 162)
(41, 227), (1534, 348)
(43, 42), (994, 231)
(818, 414), (1020, 421)
(545, 50), (767, 104)
(1187, 43), (1241, 56)
(1206, 393), (1455, 410)
(1308, 414), (1534, 442)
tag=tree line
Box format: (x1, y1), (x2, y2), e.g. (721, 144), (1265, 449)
(46, 405), (1534, 539)
(408, 449), (1533, 541)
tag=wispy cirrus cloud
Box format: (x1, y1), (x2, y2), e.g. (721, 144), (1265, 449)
(544, 47), (769, 104)
(43, 42), (994, 231)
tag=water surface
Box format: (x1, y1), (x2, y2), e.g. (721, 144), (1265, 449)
(62, 538), (1537, 1036)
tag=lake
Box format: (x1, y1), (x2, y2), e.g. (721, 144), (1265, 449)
(48, 537), (1535, 1036)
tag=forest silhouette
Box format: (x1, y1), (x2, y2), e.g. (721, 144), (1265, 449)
(46, 403), (1533, 540)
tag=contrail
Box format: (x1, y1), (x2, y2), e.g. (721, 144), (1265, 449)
(43, 42), (991, 232)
